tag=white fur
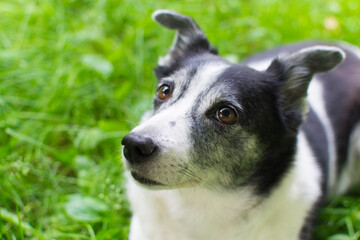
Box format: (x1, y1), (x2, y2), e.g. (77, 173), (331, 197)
(246, 58), (272, 71)
(307, 79), (338, 196)
(339, 42), (360, 59)
(127, 130), (321, 240)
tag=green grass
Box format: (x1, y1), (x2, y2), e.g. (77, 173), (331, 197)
(0, 0), (359, 239)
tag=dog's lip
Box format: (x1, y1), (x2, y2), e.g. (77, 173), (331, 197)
(131, 172), (164, 186)
(130, 171), (202, 188)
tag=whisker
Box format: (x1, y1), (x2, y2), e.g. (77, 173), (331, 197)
(178, 167), (202, 182)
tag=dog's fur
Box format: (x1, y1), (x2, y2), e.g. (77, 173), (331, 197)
(121, 10), (360, 240)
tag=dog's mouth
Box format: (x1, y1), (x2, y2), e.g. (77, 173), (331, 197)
(131, 172), (164, 186)
(130, 171), (202, 189)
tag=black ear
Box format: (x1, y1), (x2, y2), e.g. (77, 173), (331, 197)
(267, 46), (345, 129)
(152, 10), (217, 72)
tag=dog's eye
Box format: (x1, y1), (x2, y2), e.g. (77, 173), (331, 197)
(215, 106), (238, 125)
(157, 84), (171, 101)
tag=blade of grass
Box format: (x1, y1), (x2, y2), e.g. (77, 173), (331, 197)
(16, 206), (24, 240)
(0, 207), (43, 238)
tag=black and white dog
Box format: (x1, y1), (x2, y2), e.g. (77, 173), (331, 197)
(121, 10), (360, 240)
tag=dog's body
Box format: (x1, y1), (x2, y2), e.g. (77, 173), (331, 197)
(122, 10), (360, 240)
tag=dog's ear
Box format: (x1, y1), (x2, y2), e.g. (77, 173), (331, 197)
(266, 46), (345, 130)
(152, 10), (217, 78)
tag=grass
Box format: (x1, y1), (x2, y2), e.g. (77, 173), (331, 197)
(0, 0), (359, 239)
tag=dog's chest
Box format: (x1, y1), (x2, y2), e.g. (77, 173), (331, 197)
(128, 185), (302, 240)
(128, 183), (254, 240)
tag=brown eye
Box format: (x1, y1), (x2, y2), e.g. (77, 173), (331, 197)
(157, 84), (171, 101)
(215, 106), (238, 125)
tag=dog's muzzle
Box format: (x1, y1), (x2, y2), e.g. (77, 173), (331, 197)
(121, 133), (158, 164)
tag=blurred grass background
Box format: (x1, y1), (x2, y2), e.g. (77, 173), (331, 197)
(0, 0), (359, 239)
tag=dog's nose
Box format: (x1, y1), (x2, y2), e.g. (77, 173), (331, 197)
(121, 133), (157, 164)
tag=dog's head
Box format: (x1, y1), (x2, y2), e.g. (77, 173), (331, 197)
(122, 10), (344, 193)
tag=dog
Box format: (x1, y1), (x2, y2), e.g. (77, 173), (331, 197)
(121, 10), (360, 240)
